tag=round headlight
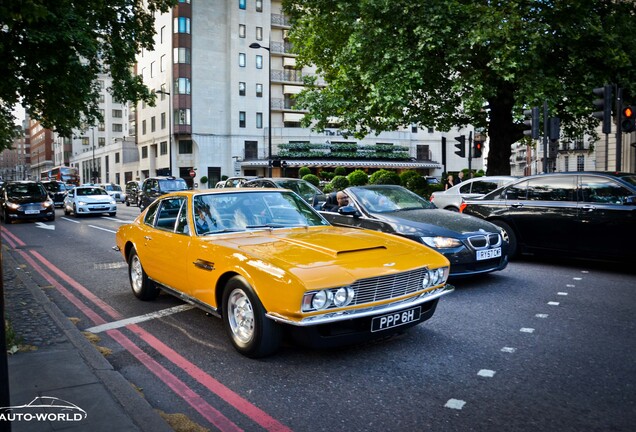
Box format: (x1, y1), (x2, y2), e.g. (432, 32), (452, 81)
(333, 287), (354, 307)
(422, 272), (431, 288)
(312, 290), (333, 310)
(430, 269), (441, 286)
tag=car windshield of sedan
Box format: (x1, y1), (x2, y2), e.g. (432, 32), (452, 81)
(192, 191), (329, 235)
(7, 183), (47, 198)
(76, 187), (108, 196)
(351, 186), (436, 213)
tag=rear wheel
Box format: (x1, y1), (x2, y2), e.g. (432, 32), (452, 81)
(492, 220), (518, 258)
(222, 276), (282, 358)
(128, 248), (159, 300)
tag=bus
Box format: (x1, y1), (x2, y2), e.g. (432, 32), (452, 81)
(42, 166), (80, 185)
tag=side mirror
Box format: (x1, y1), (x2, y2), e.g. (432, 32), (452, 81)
(338, 205), (359, 217)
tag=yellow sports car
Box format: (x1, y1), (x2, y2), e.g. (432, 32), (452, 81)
(115, 188), (453, 357)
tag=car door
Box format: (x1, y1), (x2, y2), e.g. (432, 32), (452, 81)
(139, 196), (192, 292)
(577, 175), (636, 260)
(503, 175), (578, 253)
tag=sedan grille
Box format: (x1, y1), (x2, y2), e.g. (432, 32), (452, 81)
(467, 233), (501, 249)
(352, 267), (429, 305)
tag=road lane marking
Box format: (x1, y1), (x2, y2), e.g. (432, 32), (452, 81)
(573, 277), (582, 280)
(557, 292), (568, 296)
(566, 284), (575, 287)
(104, 217), (134, 223)
(61, 217), (80, 223)
(89, 224), (117, 233)
(548, 301), (560, 306)
(535, 314), (549, 318)
(520, 328), (535, 333)
(478, 370), (496, 377)
(85, 304), (195, 334)
(501, 347), (516, 353)
(445, 399), (466, 410)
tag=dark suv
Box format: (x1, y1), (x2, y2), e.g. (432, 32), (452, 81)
(138, 176), (188, 211)
(125, 181), (141, 207)
(41, 180), (71, 208)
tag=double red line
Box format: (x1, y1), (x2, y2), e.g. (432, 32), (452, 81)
(2, 228), (291, 432)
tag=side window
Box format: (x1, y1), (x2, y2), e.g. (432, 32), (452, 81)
(155, 197), (185, 231)
(526, 176), (576, 201)
(458, 183), (472, 194)
(471, 180), (499, 195)
(175, 199), (189, 234)
(143, 201), (159, 225)
(580, 176), (632, 204)
(503, 180), (528, 200)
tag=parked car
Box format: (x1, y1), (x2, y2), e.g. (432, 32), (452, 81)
(125, 181), (142, 207)
(216, 176), (260, 188)
(63, 186), (117, 217)
(241, 177), (327, 209)
(460, 172), (636, 261)
(320, 184), (509, 277)
(1, 181), (55, 223)
(138, 176), (188, 211)
(41, 180), (72, 208)
(98, 183), (125, 203)
(115, 188), (453, 357)
(430, 176), (518, 211)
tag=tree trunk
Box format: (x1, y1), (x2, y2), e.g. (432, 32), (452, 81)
(486, 85), (524, 176)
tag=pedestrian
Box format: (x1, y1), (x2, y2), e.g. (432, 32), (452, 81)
(445, 174), (455, 190)
(457, 171), (464, 183)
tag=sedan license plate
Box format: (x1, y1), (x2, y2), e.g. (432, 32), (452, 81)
(24, 210), (40, 215)
(371, 306), (421, 332)
(476, 247), (502, 261)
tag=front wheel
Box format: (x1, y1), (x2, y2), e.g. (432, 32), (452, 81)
(128, 248), (159, 301)
(493, 220), (518, 259)
(222, 276), (282, 358)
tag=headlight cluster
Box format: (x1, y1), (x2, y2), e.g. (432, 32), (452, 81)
(423, 267), (449, 288)
(302, 286), (355, 312)
(421, 236), (462, 249)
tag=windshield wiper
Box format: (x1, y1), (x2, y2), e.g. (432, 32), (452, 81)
(203, 228), (246, 235)
(245, 223), (288, 229)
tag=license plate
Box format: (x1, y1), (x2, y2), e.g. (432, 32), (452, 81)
(476, 247), (502, 260)
(371, 306), (421, 332)
(24, 210), (40, 214)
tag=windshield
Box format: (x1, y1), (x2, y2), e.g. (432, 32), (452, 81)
(618, 174), (636, 187)
(350, 186), (436, 213)
(277, 180), (323, 202)
(76, 187), (108, 196)
(159, 179), (188, 192)
(7, 183), (47, 198)
(192, 191), (329, 235)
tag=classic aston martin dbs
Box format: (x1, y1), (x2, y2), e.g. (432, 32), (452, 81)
(115, 189), (453, 357)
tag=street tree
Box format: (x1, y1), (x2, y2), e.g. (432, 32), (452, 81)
(0, 0), (177, 151)
(283, 0), (636, 174)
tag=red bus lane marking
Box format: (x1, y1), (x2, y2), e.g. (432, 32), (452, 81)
(2, 230), (292, 432)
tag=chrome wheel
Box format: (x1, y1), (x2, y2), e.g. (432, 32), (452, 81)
(130, 254), (143, 295)
(227, 288), (255, 344)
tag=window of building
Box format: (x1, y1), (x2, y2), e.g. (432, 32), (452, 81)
(239, 24), (246, 38)
(256, 27), (263, 41)
(160, 141), (168, 155)
(428, 128), (434, 133)
(256, 55), (263, 69)
(239, 111), (246, 128)
(161, 112), (166, 129)
(151, 116), (156, 132)
(239, 0), (246, 10)
(411, 125), (418, 133)
(256, 0), (263, 12)
(174, 77), (191, 94)
(256, 112), (263, 129)
(160, 26), (165, 43)
(150, 61), (155, 78)
(175, 109), (191, 125)
(142, 146), (148, 159)
(98, 137), (106, 147)
(115, 152), (120, 163)
(142, 120), (146, 135)
(256, 83), (263, 97)
(245, 141), (258, 159)
(577, 155), (585, 171)
(160, 55), (166, 72)
(113, 124), (123, 132)
(174, 48), (191, 64)
(174, 17), (191, 34)
(179, 140), (193, 154)
(97, 80), (105, 90)
(179, 0), (190, 3)
(82, 137), (89, 146)
(98, 123), (105, 132)
(112, 109), (122, 118)
(99, 94), (105, 103)
(239, 53), (246, 67)
(564, 156), (569, 172)
(239, 82), (246, 96)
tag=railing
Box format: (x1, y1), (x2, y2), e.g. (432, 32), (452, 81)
(271, 14), (291, 27)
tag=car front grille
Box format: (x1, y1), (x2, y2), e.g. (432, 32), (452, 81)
(352, 267), (429, 305)
(467, 233), (501, 249)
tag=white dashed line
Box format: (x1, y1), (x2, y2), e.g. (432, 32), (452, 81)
(573, 277), (582, 281)
(520, 328), (535, 333)
(477, 370), (496, 377)
(89, 225), (117, 234)
(557, 292), (568, 296)
(444, 399), (466, 410)
(581, 271), (589, 273)
(61, 217), (80, 224)
(535, 314), (549, 318)
(566, 284), (575, 288)
(85, 304), (195, 333)
(501, 347), (516, 353)
(548, 301), (560, 306)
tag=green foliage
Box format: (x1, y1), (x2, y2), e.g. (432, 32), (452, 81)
(298, 166), (311, 178)
(347, 169), (368, 186)
(399, 170), (420, 187)
(369, 169), (400, 185)
(330, 175), (350, 191)
(283, 0), (636, 174)
(221, 175), (228, 181)
(199, 176), (208, 187)
(319, 171), (335, 180)
(0, 0), (178, 151)
(406, 175), (428, 196)
(334, 166), (347, 176)
(322, 183), (334, 193)
(302, 174), (321, 187)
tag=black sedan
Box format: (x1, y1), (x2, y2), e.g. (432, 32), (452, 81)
(460, 172), (636, 261)
(1, 181), (55, 223)
(320, 185), (509, 277)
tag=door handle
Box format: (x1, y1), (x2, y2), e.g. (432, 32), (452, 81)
(510, 202), (524, 208)
(580, 204), (596, 212)
(144, 236), (152, 240)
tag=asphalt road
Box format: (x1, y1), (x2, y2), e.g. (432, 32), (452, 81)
(3, 204), (635, 432)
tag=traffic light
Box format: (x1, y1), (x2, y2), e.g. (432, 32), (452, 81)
(473, 141), (483, 158)
(593, 85), (613, 134)
(548, 117), (560, 141)
(523, 107), (539, 139)
(454, 135), (466, 158)
(621, 106), (635, 132)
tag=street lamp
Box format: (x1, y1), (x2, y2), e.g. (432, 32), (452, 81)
(249, 41), (272, 177)
(156, 89), (173, 176)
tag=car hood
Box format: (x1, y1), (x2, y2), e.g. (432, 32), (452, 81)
(371, 208), (498, 237)
(8, 196), (48, 204)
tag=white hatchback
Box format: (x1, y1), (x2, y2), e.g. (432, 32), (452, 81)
(430, 176), (518, 211)
(63, 186), (117, 217)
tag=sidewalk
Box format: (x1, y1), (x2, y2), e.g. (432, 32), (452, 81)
(2, 250), (172, 432)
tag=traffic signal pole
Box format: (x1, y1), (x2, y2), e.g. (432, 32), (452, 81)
(543, 100), (549, 173)
(616, 86), (623, 171)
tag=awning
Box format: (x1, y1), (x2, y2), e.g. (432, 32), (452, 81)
(283, 113), (305, 122)
(241, 159), (442, 169)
